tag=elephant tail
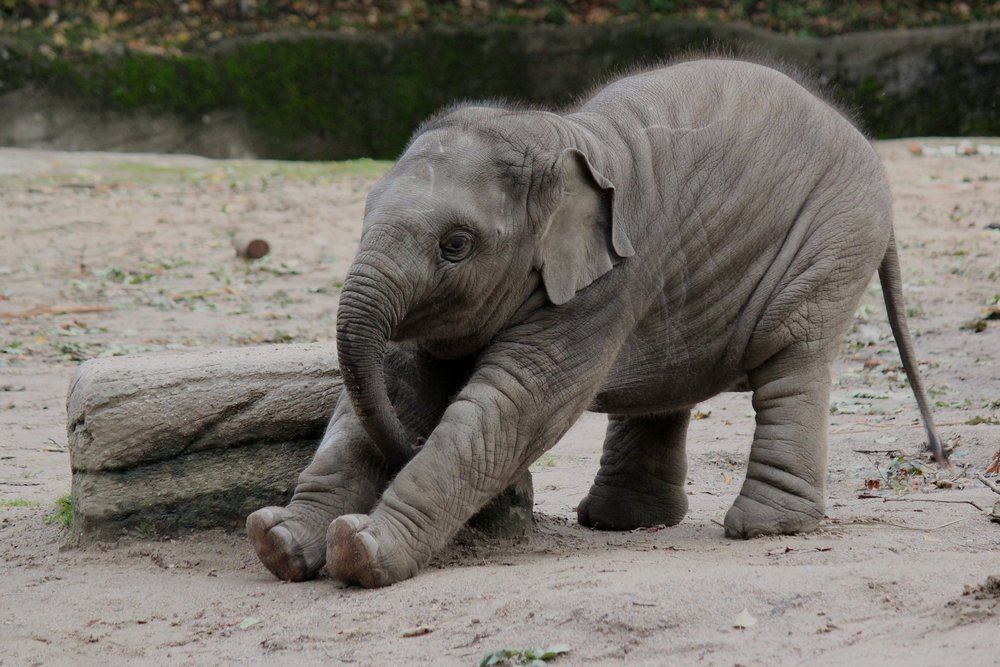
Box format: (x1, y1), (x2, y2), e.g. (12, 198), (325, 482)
(878, 233), (949, 465)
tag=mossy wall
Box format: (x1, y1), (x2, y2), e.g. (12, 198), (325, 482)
(1, 20), (997, 160)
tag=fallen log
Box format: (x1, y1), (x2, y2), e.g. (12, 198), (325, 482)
(67, 344), (533, 540)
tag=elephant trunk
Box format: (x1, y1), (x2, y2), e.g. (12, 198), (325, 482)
(336, 259), (414, 470)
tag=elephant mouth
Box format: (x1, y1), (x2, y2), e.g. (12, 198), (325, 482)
(391, 297), (483, 345)
(393, 312), (491, 360)
(420, 335), (491, 361)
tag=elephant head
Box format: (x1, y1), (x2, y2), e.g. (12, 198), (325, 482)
(336, 109), (634, 469)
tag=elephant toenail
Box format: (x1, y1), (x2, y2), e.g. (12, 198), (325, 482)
(340, 514), (363, 531)
(357, 531), (379, 559)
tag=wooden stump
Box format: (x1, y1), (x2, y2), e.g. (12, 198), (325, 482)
(67, 344), (533, 540)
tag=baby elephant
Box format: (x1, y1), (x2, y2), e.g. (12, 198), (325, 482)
(247, 58), (945, 587)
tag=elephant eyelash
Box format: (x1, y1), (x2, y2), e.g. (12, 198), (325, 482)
(439, 229), (476, 262)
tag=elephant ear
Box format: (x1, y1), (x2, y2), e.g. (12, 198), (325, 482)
(537, 148), (635, 306)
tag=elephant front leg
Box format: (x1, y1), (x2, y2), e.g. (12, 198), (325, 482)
(326, 364), (596, 587)
(246, 398), (389, 581)
(247, 347), (469, 581)
(724, 359), (830, 538)
(577, 411), (689, 530)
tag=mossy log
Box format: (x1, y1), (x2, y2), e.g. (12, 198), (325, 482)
(66, 344), (533, 540)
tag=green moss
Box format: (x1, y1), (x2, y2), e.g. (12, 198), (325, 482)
(842, 65), (1000, 139)
(2, 23), (997, 160)
(51, 51), (225, 115)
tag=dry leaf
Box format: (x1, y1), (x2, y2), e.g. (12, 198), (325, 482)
(733, 608), (757, 629)
(987, 449), (1000, 475)
(863, 356), (882, 369)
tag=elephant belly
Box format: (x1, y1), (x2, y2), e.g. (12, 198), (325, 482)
(589, 333), (745, 415)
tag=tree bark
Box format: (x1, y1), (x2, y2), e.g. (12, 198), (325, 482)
(67, 344), (533, 540)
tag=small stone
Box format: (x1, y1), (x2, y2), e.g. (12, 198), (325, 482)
(733, 608), (758, 629)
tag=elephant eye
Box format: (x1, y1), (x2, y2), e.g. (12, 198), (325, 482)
(440, 230), (474, 262)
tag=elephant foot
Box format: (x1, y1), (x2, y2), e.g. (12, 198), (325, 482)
(722, 493), (823, 539)
(246, 505), (331, 582)
(577, 483), (688, 531)
(326, 514), (418, 588)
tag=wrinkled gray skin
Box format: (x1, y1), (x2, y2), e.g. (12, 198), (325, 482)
(247, 59), (944, 587)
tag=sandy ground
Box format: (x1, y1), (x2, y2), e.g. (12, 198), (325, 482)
(1, 141), (998, 666)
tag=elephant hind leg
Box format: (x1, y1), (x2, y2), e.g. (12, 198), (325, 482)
(577, 411), (690, 531)
(724, 352), (830, 539)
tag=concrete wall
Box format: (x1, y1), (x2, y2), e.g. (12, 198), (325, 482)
(0, 20), (996, 159)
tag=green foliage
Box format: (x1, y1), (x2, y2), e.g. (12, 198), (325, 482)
(95, 265), (156, 284)
(44, 495), (73, 529)
(0, 499), (43, 508)
(55, 340), (87, 360)
(649, 0), (677, 12)
(532, 453), (557, 468)
(967, 415), (1000, 426)
(0, 5), (1000, 160)
(542, 3), (570, 25)
(481, 644), (571, 667)
(4, 0), (999, 40)
(2, 340), (25, 357)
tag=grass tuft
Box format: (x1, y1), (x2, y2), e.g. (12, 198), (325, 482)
(44, 495), (73, 529)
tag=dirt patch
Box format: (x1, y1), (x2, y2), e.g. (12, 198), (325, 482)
(944, 575), (1000, 626)
(964, 575), (1000, 600)
(1, 141), (999, 665)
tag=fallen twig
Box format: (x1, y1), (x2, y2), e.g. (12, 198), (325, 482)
(846, 516), (972, 532)
(830, 423), (903, 434)
(977, 474), (1000, 496)
(767, 546), (833, 557)
(950, 463), (971, 483)
(57, 183), (99, 190)
(879, 497), (985, 512)
(0, 303), (112, 320)
(835, 421), (986, 433)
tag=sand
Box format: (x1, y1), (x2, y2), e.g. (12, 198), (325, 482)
(1, 141), (998, 666)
